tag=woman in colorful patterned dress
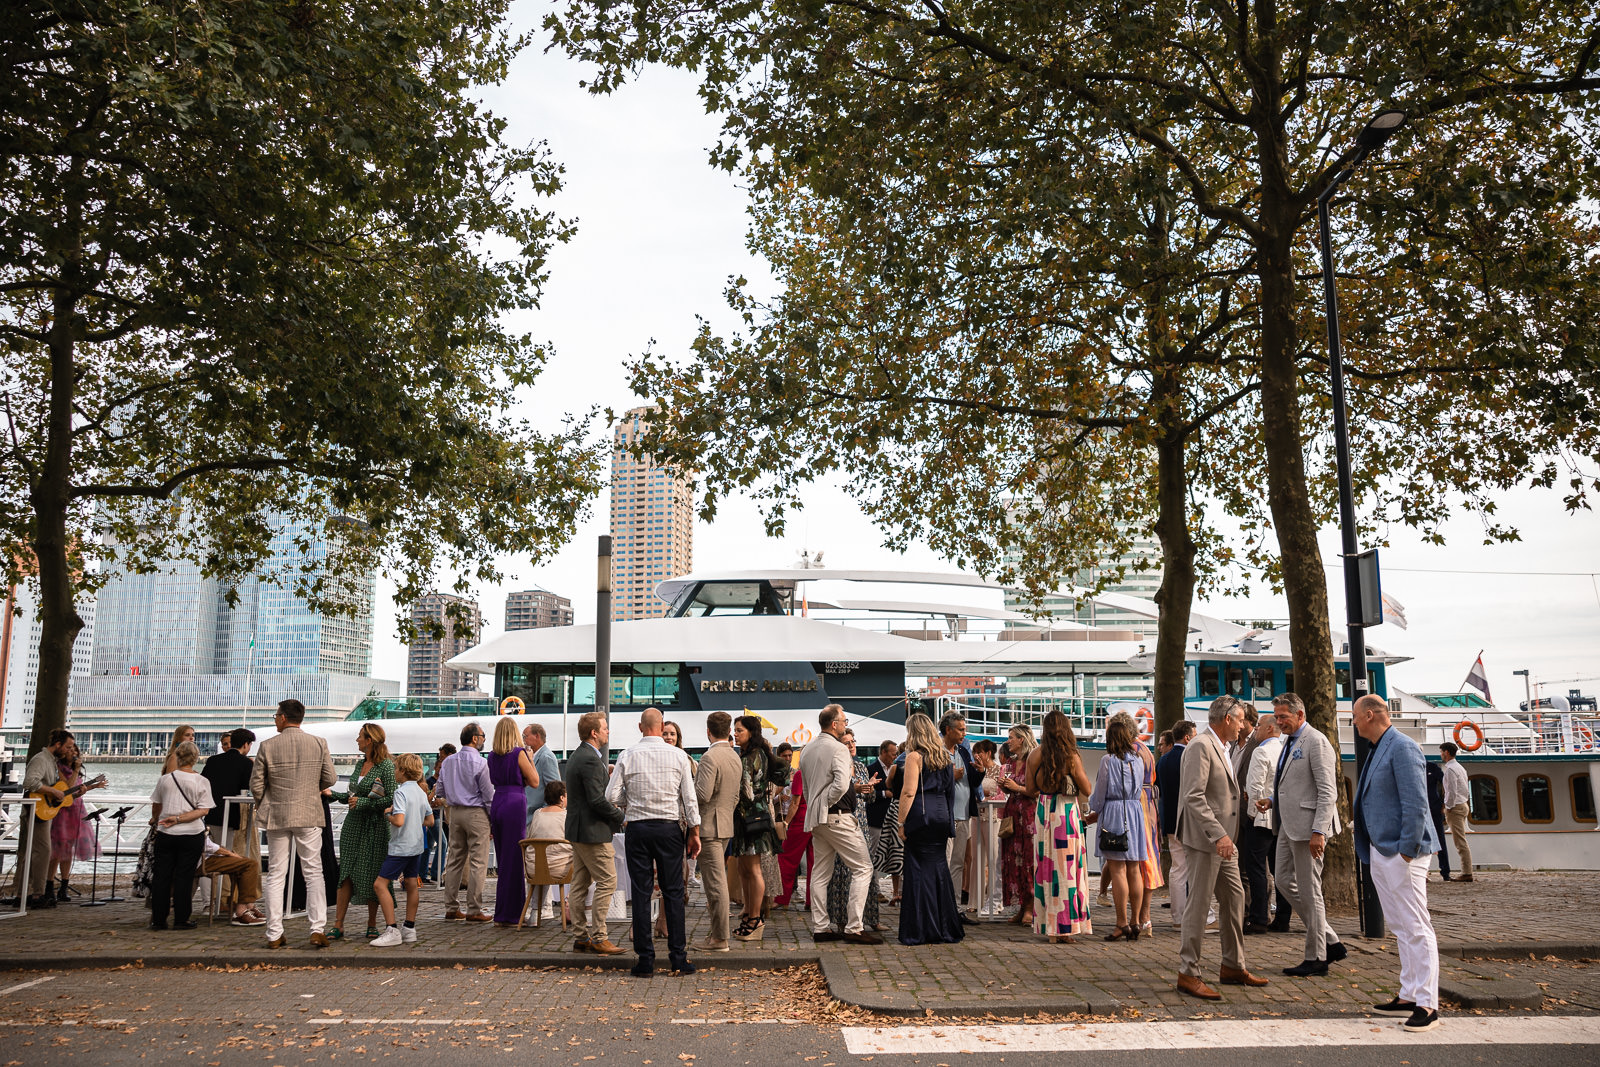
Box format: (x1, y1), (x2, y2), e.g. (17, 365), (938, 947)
(994, 725), (1037, 925)
(1026, 710), (1094, 943)
(329, 722), (396, 940)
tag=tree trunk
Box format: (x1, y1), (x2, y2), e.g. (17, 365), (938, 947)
(27, 206), (83, 761)
(1151, 410), (1196, 738)
(1256, 227), (1355, 907)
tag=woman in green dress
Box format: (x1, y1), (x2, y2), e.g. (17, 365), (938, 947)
(731, 714), (781, 942)
(329, 722), (395, 939)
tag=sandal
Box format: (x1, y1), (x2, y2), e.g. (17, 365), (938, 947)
(327, 926), (345, 941)
(1127, 922), (1141, 942)
(1103, 925), (1129, 942)
(365, 926), (380, 939)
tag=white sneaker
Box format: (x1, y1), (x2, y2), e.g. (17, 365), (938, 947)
(400, 925), (417, 944)
(371, 926), (403, 947)
(539, 905), (555, 920)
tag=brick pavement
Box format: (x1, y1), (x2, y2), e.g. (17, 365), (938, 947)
(1, 868), (1594, 1020)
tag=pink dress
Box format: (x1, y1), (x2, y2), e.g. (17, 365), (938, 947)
(1135, 742), (1164, 891)
(50, 763), (99, 862)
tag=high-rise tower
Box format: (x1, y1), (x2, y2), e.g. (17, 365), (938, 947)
(610, 406), (694, 620)
(504, 588), (573, 631)
(407, 593), (482, 697)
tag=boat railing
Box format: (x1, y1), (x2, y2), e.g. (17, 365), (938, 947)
(936, 693), (1132, 741)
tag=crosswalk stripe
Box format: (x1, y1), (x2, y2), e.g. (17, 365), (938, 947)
(842, 1015), (1600, 1055)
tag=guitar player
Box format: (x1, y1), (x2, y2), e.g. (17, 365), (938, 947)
(15, 729), (74, 909)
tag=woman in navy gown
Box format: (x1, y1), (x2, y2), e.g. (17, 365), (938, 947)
(893, 714), (964, 946)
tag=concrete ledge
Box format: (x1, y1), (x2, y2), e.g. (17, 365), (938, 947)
(1439, 978), (1546, 1010)
(1438, 941), (1600, 961)
(817, 955), (1120, 1017)
(0, 950), (822, 973)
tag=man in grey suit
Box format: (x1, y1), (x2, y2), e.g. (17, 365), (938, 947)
(250, 698), (336, 948)
(1175, 695), (1268, 999)
(694, 711), (742, 952)
(1261, 692), (1347, 976)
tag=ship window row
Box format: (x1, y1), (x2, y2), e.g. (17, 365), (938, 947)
(1186, 662), (1387, 703)
(497, 662), (682, 708)
(1466, 773), (1597, 825)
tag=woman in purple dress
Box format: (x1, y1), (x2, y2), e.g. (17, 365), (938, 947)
(487, 717), (542, 926)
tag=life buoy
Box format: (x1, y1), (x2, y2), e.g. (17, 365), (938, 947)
(1453, 719), (1484, 752)
(498, 695), (526, 716)
(1135, 706), (1155, 741)
(1575, 723), (1595, 752)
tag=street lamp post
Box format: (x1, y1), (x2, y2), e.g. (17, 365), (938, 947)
(1513, 669), (1532, 714)
(1317, 107), (1406, 939)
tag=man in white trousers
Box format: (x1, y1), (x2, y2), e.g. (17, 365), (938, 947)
(1352, 694), (1442, 1033)
(250, 698), (337, 948)
(797, 705), (883, 944)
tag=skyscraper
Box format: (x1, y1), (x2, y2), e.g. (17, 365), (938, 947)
(406, 593), (482, 698)
(504, 588), (573, 631)
(68, 514), (397, 753)
(0, 580), (96, 730)
(610, 405), (694, 620)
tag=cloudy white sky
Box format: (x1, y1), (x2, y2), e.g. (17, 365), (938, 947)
(369, 24), (1600, 710)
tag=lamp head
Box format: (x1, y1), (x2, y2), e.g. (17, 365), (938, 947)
(1355, 110), (1407, 151)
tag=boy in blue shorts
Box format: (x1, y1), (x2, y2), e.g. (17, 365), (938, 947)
(372, 753), (433, 947)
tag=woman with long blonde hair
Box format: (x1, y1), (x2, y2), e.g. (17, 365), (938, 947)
(1026, 711), (1095, 942)
(160, 725), (195, 775)
(487, 716), (541, 925)
(893, 715), (962, 945)
(329, 722), (395, 940)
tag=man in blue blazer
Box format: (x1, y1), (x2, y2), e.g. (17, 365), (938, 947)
(1352, 694), (1441, 1033)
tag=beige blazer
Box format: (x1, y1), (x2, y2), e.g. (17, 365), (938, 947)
(695, 740), (743, 840)
(1175, 731), (1241, 852)
(249, 726), (336, 830)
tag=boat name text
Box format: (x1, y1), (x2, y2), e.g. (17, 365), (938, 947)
(699, 679), (819, 693)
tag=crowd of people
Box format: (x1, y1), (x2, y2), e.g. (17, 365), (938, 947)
(12, 690), (1454, 1028)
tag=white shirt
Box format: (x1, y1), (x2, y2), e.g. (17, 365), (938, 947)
(1200, 726), (1236, 783)
(150, 770), (215, 836)
(1441, 758), (1470, 808)
(1245, 736), (1284, 830)
(605, 736), (702, 827)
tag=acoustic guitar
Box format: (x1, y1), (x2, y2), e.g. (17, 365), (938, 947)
(29, 774), (109, 821)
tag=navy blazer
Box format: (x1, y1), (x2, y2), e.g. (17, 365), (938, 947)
(1354, 727), (1440, 864)
(1155, 743), (1185, 835)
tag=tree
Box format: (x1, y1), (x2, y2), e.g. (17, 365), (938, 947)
(1, 0), (605, 756)
(551, 1), (1600, 901)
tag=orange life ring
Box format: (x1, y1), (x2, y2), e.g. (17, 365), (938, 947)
(498, 695), (525, 716)
(1135, 706), (1155, 741)
(1453, 719), (1484, 752)
(1575, 723), (1595, 751)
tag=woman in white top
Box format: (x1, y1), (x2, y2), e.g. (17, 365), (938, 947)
(148, 741), (214, 930)
(525, 780), (572, 921)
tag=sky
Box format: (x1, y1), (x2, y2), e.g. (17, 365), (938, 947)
(365, 21), (1600, 710)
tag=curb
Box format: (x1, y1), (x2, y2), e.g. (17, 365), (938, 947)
(1437, 941), (1600, 962)
(1439, 978), (1546, 1010)
(817, 955), (1121, 1017)
(0, 950), (822, 973)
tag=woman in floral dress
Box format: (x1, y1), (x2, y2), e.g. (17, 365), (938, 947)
(731, 715), (780, 941)
(994, 725), (1037, 925)
(329, 723), (395, 940)
(1026, 710), (1095, 942)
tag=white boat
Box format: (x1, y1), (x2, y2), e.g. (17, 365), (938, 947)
(303, 564), (1600, 870)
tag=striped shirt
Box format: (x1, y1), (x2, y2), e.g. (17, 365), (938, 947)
(605, 736), (701, 827)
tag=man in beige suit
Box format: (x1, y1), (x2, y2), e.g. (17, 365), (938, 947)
(694, 711), (743, 951)
(1175, 695), (1268, 999)
(250, 698), (337, 948)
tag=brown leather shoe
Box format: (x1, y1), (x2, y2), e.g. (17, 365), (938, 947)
(308, 932), (329, 948)
(589, 938), (625, 955)
(1176, 973), (1221, 1000)
(265, 935), (287, 949)
(1457, 874), (1474, 882)
(465, 914), (492, 923)
(1220, 965), (1269, 987)
(444, 909), (465, 921)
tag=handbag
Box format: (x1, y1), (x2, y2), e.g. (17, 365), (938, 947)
(1095, 757), (1133, 854)
(998, 815), (1015, 839)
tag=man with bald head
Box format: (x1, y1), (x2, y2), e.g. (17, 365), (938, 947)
(1352, 694), (1442, 1032)
(606, 706), (703, 977)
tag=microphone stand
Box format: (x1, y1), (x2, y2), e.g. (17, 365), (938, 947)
(80, 809), (107, 907)
(104, 807), (133, 903)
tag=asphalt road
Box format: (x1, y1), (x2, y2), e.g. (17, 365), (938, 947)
(1, 966), (1595, 1066)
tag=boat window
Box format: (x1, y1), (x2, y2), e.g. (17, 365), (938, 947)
(1284, 668), (1295, 693)
(1198, 665), (1221, 698)
(1468, 775), (1500, 824)
(1184, 663), (1198, 700)
(1226, 667), (1246, 697)
(1517, 774), (1554, 824)
(1334, 668), (1351, 701)
(1249, 668), (1275, 700)
(1572, 774), (1597, 823)
(674, 581), (789, 617)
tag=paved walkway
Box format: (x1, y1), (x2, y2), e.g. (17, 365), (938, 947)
(3, 869), (1595, 1020)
